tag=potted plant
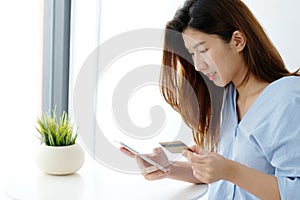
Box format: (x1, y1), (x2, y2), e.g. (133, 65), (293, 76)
(36, 107), (85, 175)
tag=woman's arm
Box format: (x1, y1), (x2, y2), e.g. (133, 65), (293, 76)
(167, 161), (203, 184)
(226, 159), (280, 200)
(141, 160), (203, 184)
(186, 151), (281, 200)
(120, 146), (202, 184)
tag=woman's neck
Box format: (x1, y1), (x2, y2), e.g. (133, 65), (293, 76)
(235, 75), (269, 100)
(233, 74), (269, 121)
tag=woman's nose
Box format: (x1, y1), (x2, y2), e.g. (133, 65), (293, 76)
(193, 56), (207, 71)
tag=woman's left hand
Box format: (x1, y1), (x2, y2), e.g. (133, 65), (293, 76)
(184, 148), (232, 184)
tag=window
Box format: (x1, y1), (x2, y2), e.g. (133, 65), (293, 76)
(70, 0), (190, 174)
(0, 1), (43, 198)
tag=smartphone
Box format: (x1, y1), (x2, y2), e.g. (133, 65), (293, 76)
(159, 141), (194, 153)
(116, 141), (168, 173)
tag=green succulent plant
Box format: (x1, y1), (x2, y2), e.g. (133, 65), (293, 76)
(36, 107), (78, 146)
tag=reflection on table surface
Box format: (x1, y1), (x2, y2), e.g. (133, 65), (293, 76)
(5, 157), (208, 200)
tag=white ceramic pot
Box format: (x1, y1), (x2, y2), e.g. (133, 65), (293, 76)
(36, 143), (85, 175)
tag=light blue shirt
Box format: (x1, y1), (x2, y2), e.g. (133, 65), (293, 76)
(208, 76), (300, 200)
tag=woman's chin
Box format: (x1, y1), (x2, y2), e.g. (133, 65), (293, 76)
(213, 79), (227, 87)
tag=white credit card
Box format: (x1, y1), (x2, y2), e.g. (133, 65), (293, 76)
(159, 141), (193, 153)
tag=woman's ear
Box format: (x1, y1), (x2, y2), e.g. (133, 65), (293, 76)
(230, 30), (246, 52)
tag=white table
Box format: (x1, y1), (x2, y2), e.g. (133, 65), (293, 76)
(4, 156), (208, 200)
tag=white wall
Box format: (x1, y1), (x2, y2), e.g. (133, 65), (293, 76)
(243, 0), (300, 71)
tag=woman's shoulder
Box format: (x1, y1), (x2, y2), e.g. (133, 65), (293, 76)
(238, 76), (300, 130)
(239, 76), (300, 142)
(263, 76), (300, 102)
(269, 75), (300, 88)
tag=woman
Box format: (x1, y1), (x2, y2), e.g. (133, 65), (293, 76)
(121, 0), (300, 199)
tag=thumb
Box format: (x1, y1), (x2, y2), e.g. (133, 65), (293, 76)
(153, 147), (163, 155)
(189, 145), (209, 155)
(189, 145), (201, 154)
(199, 148), (209, 155)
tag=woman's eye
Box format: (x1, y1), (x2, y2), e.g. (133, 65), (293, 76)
(199, 49), (208, 53)
(188, 51), (194, 56)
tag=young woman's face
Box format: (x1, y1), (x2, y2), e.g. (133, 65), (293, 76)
(182, 27), (246, 87)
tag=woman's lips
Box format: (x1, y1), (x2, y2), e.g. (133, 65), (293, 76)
(207, 72), (217, 80)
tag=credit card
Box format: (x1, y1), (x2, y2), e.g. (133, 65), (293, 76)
(159, 141), (193, 153)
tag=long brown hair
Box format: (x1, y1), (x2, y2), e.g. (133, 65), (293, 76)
(160, 0), (299, 151)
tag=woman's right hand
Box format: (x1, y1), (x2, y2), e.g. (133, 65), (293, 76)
(120, 147), (171, 180)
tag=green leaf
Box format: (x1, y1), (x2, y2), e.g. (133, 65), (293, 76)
(35, 106), (79, 146)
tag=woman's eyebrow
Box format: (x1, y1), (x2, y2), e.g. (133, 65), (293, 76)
(193, 41), (206, 49)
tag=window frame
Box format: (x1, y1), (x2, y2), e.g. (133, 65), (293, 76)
(42, 0), (71, 114)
